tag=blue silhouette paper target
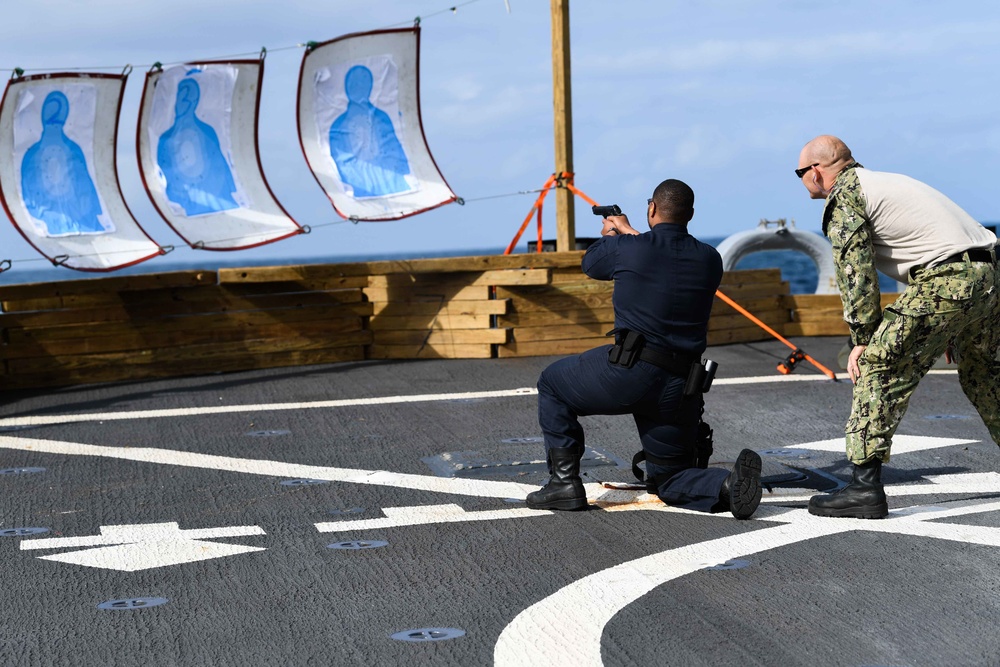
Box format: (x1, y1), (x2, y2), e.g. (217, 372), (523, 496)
(298, 28), (456, 220)
(0, 74), (163, 272)
(146, 66), (247, 218)
(13, 85), (113, 237)
(157, 77), (241, 215)
(138, 62), (302, 250)
(323, 58), (414, 198)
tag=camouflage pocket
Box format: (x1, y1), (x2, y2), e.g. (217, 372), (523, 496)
(864, 309), (906, 366)
(893, 272), (973, 315)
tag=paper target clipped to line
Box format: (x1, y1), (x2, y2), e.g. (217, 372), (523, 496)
(297, 27), (457, 221)
(0, 72), (164, 271)
(137, 58), (304, 250)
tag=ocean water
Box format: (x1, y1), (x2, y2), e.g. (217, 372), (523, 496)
(722, 247), (900, 294)
(0, 238), (899, 294)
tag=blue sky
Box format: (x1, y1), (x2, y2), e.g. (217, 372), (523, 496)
(1, 0), (999, 280)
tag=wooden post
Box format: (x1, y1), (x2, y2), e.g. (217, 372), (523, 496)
(551, 0), (575, 252)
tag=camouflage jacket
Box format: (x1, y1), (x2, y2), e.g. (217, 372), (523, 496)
(822, 162), (882, 346)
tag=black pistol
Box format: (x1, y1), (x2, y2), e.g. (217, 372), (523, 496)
(592, 204), (622, 217)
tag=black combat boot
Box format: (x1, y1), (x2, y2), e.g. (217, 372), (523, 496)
(808, 459), (888, 519)
(718, 449), (762, 519)
(526, 446), (587, 511)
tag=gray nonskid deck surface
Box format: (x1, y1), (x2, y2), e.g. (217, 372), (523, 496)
(2, 336), (998, 666)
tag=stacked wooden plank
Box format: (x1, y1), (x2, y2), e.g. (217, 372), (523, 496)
(496, 266), (795, 357)
(496, 266), (613, 357)
(218, 254), (583, 361)
(0, 269), (371, 389)
(364, 269), (546, 359)
(783, 293), (900, 336)
(0, 251), (807, 390)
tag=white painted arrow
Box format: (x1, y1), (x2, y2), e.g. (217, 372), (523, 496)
(315, 503), (550, 533)
(20, 522), (265, 571)
(786, 434), (979, 455)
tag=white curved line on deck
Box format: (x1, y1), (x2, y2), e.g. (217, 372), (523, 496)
(494, 494), (998, 666)
(493, 517), (852, 666)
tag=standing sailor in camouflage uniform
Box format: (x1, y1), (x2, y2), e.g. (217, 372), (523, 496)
(797, 135), (1000, 519)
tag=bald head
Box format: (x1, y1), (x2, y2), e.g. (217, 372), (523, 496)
(800, 135), (854, 173)
(796, 135), (857, 199)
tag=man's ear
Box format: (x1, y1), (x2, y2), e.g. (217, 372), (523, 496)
(812, 164), (830, 188)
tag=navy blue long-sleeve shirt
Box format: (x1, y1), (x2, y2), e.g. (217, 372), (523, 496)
(581, 222), (723, 355)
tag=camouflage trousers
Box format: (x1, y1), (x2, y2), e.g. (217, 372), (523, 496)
(848, 258), (1000, 463)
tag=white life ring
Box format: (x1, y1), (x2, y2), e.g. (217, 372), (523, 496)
(716, 219), (838, 295)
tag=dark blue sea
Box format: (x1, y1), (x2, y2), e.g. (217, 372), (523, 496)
(711, 243), (900, 294)
(0, 237), (899, 294)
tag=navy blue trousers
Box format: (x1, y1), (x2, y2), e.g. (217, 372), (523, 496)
(537, 345), (729, 512)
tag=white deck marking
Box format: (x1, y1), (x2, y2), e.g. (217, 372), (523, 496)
(761, 472), (1000, 503)
(0, 365), (980, 664)
(0, 388), (538, 427)
(0, 372), (895, 428)
(787, 434), (978, 454)
(493, 499), (1000, 666)
(712, 374), (832, 385)
(891, 498), (1000, 521)
(3, 430), (994, 507)
(20, 522), (265, 571)
(0, 435), (538, 499)
(0, 434), (697, 505)
(494, 517), (853, 666)
(315, 503), (550, 532)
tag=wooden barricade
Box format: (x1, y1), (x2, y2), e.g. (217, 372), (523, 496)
(0, 269), (371, 389)
(363, 269), (543, 360)
(497, 266), (792, 357)
(783, 293), (899, 336)
(496, 266), (612, 357)
(219, 254), (583, 361)
(0, 251), (801, 390)
(709, 268), (791, 345)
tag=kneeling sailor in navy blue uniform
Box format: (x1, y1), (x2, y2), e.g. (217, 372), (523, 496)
(526, 179), (763, 518)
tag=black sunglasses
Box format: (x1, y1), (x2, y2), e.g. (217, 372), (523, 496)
(795, 163), (819, 178)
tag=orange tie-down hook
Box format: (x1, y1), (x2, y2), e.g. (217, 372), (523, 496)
(713, 290), (837, 380)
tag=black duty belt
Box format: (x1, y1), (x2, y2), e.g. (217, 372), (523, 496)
(606, 328), (698, 377)
(910, 247), (996, 279)
(940, 248), (996, 265)
(636, 345), (699, 377)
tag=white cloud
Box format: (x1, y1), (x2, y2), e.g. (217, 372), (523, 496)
(437, 73), (486, 102)
(580, 21), (1000, 73)
(432, 82), (550, 130)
